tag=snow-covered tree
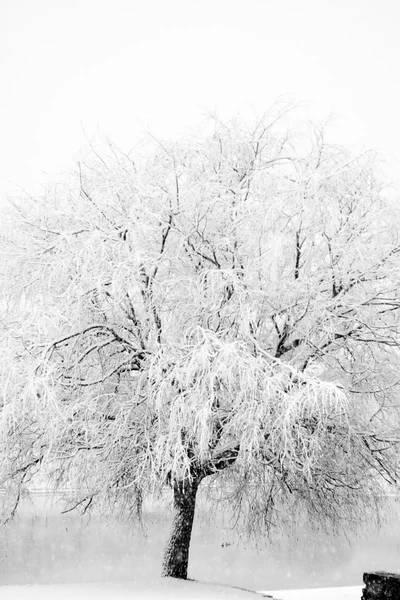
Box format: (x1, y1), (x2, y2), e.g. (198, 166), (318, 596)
(1, 106), (400, 579)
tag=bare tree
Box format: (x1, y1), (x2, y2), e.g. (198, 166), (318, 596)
(1, 107), (400, 580)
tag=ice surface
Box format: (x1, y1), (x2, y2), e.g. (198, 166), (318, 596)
(1, 494), (397, 590)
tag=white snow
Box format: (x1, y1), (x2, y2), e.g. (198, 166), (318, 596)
(0, 580), (264, 600)
(0, 582), (364, 600)
(258, 587), (363, 600)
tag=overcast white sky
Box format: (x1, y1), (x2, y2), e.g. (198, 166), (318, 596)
(2, 0), (400, 202)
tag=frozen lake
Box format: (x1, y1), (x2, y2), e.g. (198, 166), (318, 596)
(0, 493), (399, 592)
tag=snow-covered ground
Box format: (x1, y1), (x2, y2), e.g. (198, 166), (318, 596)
(0, 582), (365, 600)
(0, 580), (263, 600)
(259, 586), (363, 599)
(0, 582), (365, 599)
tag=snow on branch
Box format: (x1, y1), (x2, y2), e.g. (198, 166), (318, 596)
(1, 106), (400, 533)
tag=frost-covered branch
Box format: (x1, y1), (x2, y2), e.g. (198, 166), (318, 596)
(1, 107), (400, 541)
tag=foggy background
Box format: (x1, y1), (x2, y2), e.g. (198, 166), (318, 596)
(2, 0), (400, 203)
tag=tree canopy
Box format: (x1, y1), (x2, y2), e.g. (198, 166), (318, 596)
(1, 106), (400, 578)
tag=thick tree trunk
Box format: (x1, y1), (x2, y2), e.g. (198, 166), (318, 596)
(161, 477), (200, 580)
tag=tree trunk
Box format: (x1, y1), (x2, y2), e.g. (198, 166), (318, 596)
(161, 476), (200, 579)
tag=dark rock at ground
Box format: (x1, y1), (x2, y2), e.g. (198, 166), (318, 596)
(362, 571), (400, 599)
